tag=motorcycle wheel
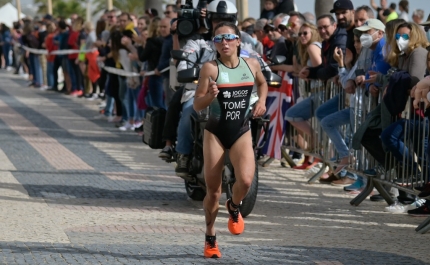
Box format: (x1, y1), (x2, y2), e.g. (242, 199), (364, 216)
(184, 180), (206, 201)
(225, 158), (258, 218)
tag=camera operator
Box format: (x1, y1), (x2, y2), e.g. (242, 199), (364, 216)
(158, 0), (264, 177)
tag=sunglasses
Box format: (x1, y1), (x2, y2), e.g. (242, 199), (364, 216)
(107, 15), (114, 19)
(164, 11), (171, 15)
(395, 33), (410, 40)
(298, 31), (309, 37)
(212, 33), (239, 43)
(425, 26), (429, 33)
(285, 22), (297, 28)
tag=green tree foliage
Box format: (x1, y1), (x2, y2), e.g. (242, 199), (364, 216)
(34, 0), (85, 18)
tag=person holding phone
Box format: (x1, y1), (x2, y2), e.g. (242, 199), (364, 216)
(194, 22), (267, 259)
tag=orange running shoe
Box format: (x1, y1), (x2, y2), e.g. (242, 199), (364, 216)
(204, 235), (221, 258)
(225, 199), (245, 235)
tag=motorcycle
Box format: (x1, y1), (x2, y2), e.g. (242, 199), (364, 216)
(163, 50), (285, 217)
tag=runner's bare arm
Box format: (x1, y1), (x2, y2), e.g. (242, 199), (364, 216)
(194, 61), (218, 112)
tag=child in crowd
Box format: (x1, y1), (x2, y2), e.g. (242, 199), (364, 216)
(260, 0), (276, 20)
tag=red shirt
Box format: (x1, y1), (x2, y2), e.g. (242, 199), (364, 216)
(45, 33), (57, 62)
(261, 36), (274, 61)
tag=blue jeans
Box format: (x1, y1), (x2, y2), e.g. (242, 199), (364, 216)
(47, 61), (54, 88)
(316, 94), (340, 122)
(127, 85), (144, 121)
(320, 108), (351, 158)
(3, 43), (11, 67)
(176, 97), (196, 155)
(104, 95), (114, 117)
(29, 54), (42, 86)
(285, 95), (315, 122)
(148, 75), (165, 109)
(381, 119), (428, 173)
(67, 59), (78, 91)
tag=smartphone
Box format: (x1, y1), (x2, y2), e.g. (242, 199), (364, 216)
(355, 69), (365, 76)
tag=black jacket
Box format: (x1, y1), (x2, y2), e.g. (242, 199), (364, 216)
(260, 9), (275, 20)
(275, 0), (295, 15)
(308, 27), (347, 81)
(138, 36), (163, 71)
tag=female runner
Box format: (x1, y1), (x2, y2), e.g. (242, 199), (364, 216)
(194, 21), (268, 258)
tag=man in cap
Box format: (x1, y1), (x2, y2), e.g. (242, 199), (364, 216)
(330, 0), (357, 61)
(353, 18), (390, 97)
(420, 14), (430, 42)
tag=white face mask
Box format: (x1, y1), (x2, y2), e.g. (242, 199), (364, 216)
(396, 37), (409, 52)
(360, 31), (378, 49)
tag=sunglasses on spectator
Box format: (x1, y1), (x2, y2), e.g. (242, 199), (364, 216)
(164, 11), (171, 15)
(395, 33), (410, 40)
(107, 15), (114, 19)
(298, 31), (309, 37)
(286, 22), (297, 29)
(212, 33), (239, 43)
(425, 26), (429, 33)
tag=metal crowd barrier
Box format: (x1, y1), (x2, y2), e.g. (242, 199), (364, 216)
(281, 78), (430, 234)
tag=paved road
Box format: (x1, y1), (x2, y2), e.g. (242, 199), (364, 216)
(0, 72), (428, 265)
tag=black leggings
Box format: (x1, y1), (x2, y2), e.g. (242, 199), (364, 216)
(98, 68), (107, 94)
(162, 86), (184, 142)
(108, 74), (122, 117)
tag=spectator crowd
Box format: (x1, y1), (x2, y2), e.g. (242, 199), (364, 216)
(0, 0), (429, 219)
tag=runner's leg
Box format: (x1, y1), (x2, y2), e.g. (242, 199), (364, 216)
(202, 130), (225, 236)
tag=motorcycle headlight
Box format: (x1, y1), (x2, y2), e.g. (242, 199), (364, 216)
(268, 81), (281, 87)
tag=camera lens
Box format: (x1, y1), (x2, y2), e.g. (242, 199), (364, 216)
(178, 20), (194, 36)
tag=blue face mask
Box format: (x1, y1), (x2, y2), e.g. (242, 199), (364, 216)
(251, 37), (257, 46)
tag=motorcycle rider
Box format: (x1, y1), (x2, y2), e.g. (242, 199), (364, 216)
(159, 0), (263, 177)
(194, 21), (268, 259)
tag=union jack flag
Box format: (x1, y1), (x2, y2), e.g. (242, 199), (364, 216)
(259, 71), (293, 159)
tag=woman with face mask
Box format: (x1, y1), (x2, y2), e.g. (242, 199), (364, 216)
(377, 22), (429, 212)
(387, 22), (428, 79)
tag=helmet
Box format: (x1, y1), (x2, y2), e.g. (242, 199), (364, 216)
(207, 0), (237, 23)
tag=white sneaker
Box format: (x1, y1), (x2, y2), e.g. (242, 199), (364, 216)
(119, 122), (135, 131)
(384, 199), (426, 214)
(384, 202), (409, 214)
(6, 66), (14, 71)
(98, 102), (107, 109)
(134, 121), (143, 128)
